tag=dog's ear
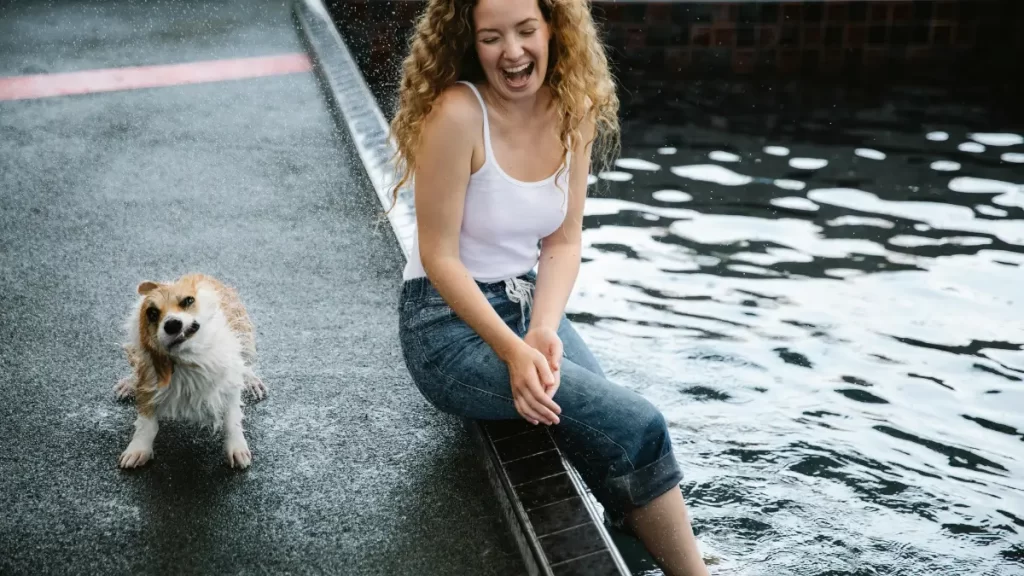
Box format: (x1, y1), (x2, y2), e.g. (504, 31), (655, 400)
(153, 353), (173, 388)
(137, 281), (159, 295)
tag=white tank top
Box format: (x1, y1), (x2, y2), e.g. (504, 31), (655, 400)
(402, 81), (571, 283)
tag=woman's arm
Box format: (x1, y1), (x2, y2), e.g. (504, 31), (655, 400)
(414, 87), (560, 424)
(414, 88), (520, 360)
(528, 113), (597, 335)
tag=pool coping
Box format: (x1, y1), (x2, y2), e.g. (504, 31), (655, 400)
(290, 1), (632, 574)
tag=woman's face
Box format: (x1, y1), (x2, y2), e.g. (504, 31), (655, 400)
(472, 0), (551, 101)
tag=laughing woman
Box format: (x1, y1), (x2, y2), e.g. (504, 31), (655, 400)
(388, 0), (709, 574)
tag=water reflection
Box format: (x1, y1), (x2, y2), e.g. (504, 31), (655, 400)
(573, 80), (1023, 574)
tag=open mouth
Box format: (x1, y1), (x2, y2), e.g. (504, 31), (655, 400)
(501, 62), (534, 88)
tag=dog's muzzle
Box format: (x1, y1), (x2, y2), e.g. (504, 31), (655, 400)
(165, 319), (201, 348)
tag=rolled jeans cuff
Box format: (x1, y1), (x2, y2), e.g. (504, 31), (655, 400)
(603, 447), (684, 525)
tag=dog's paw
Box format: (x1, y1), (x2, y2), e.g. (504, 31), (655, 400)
(118, 444), (153, 468)
(225, 438), (252, 469)
(244, 373), (267, 402)
(114, 377), (136, 400)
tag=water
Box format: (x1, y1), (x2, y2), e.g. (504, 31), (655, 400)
(570, 80), (1024, 575)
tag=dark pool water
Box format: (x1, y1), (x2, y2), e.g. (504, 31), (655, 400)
(569, 80), (1023, 575)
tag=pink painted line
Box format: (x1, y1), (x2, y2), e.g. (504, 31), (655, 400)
(0, 53), (312, 102)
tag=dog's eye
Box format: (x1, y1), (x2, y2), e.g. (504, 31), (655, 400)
(180, 296), (195, 308)
(146, 307), (160, 323)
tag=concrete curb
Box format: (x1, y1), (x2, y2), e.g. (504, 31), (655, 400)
(290, 1), (632, 574)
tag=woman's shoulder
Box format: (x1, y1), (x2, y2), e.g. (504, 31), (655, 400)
(424, 83), (483, 132)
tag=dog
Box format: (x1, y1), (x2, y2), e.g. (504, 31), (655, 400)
(114, 273), (267, 469)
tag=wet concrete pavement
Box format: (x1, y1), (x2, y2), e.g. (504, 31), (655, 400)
(0, 0), (523, 574)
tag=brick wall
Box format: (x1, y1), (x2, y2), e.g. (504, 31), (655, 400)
(594, 1), (1021, 85)
(326, 0), (1022, 104)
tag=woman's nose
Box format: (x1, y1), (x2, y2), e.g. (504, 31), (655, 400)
(504, 39), (525, 60)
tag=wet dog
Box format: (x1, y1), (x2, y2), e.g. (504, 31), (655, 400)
(114, 273), (267, 469)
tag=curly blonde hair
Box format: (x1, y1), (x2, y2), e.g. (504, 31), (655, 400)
(386, 0), (620, 209)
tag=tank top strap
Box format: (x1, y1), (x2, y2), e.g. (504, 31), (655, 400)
(456, 81), (494, 161)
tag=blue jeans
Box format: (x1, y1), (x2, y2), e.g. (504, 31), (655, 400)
(397, 271), (683, 523)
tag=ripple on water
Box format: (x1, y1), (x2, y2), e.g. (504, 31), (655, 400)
(774, 179), (807, 191)
(790, 157), (829, 170)
(709, 151), (741, 163)
(615, 158), (661, 171)
(969, 133), (1024, 147)
(652, 189), (692, 203)
(855, 148), (887, 160)
(598, 170), (633, 181)
(931, 160), (961, 171)
(671, 164), (753, 186)
(771, 197), (819, 211)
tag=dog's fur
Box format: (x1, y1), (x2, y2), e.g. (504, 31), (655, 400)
(115, 273), (266, 469)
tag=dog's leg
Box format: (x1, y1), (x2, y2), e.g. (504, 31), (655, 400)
(114, 376), (136, 400)
(223, 390), (252, 469)
(243, 366), (268, 401)
(119, 414), (158, 468)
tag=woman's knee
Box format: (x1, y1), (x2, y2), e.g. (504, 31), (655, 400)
(603, 401), (682, 516)
(635, 400), (673, 466)
(555, 367), (682, 516)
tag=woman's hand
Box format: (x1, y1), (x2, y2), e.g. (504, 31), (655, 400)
(524, 327), (563, 398)
(503, 341), (561, 426)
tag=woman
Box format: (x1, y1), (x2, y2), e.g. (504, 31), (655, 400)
(388, 0), (709, 574)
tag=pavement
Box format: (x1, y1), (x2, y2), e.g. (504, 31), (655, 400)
(0, 0), (523, 574)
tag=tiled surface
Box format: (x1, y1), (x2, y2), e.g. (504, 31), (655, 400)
(504, 449), (565, 486)
(539, 523), (609, 565)
(552, 551), (626, 576)
(493, 426), (553, 462)
(478, 419), (629, 574)
(525, 496), (594, 536)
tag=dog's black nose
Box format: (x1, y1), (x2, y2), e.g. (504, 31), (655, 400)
(185, 321), (200, 336)
(164, 318), (183, 335)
